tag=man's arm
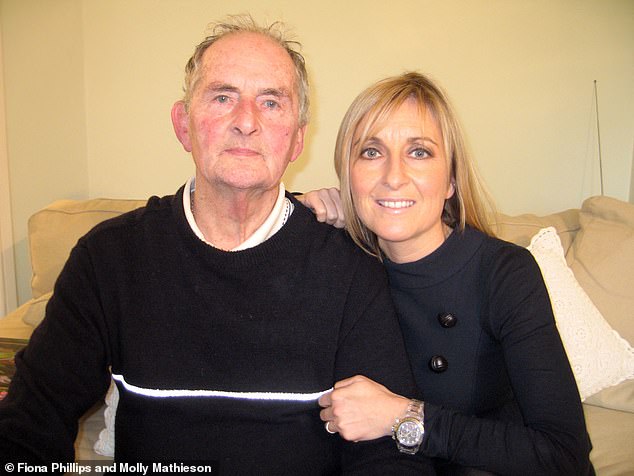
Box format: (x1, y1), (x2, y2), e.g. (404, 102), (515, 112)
(0, 243), (111, 462)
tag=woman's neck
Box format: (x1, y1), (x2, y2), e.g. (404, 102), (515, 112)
(381, 223), (453, 264)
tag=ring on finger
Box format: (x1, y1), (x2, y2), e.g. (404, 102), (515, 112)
(325, 421), (336, 434)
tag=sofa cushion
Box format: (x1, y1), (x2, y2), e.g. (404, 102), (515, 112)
(564, 196), (634, 413)
(0, 301), (36, 340)
(21, 292), (52, 327)
(584, 404), (634, 475)
(28, 198), (146, 299)
(75, 401), (112, 461)
(584, 379), (634, 413)
(527, 227), (634, 400)
(494, 208), (579, 252)
(567, 196), (634, 346)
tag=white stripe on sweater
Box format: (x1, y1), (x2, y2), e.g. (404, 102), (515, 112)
(111, 374), (332, 401)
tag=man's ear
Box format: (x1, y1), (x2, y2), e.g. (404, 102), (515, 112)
(289, 125), (307, 163)
(171, 101), (192, 152)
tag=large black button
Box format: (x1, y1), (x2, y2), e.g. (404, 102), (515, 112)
(429, 355), (448, 373)
(438, 312), (457, 328)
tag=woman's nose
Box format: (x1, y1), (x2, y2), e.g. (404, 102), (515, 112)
(383, 157), (409, 189)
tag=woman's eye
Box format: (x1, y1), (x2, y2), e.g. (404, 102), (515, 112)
(361, 148), (381, 159)
(411, 148), (431, 159)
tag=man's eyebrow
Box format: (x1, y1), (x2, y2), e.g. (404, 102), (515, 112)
(258, 87), (291, 98)
(205, 83), (240, 94)
(203, 84), (291, 99)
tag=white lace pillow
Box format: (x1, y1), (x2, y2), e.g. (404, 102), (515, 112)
(527, 227), (634, 400)
(93, 380), (118, 457)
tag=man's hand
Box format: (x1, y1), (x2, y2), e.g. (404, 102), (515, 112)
(318, 375), (410, 441)
(296, 188), (346, 228)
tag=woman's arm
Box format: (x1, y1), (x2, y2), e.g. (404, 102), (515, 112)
(321, 245), (593, 475)
(318, 375), (411, 441)
(296, 188), (346, 228)
(421, 246), (593, 475)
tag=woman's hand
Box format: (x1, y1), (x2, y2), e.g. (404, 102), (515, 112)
(318, 375), (411, 441)
(296, 188), (346, 228)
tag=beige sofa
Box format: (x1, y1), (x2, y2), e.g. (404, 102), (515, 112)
(1, 195), (633, 474)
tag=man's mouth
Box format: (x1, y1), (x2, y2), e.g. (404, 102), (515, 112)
(225, 147), (260, 157)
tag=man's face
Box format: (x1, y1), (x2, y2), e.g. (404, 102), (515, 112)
(172, 32), (306, 196)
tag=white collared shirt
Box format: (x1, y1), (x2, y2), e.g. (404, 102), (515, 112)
(183, 177), (293, 250)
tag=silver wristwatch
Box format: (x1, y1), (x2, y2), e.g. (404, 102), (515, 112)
(392, 399), (425, 455)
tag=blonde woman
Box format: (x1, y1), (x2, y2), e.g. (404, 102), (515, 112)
(301, 73), (593, 475)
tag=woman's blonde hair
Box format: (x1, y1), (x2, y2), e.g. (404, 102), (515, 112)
(334, 72), (496, 258)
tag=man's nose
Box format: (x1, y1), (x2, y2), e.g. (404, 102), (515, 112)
(232, 99), (259, 136)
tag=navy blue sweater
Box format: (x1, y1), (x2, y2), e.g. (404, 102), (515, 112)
(385, 226), (593, 475)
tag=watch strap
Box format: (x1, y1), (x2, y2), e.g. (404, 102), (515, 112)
(392, 399), (425, 454)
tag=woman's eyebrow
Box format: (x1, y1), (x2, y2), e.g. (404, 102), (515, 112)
(407, 136), (439, 146)
(360, 136), (439, 147)
(361, 136), (383, 146)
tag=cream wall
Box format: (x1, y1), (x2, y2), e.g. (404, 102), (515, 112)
(2, 0), (87, 306)
(0, 19), (17, 315)
(2, 0), (633, 306)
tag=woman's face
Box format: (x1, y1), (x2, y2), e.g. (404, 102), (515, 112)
(350, 98), (454, 263)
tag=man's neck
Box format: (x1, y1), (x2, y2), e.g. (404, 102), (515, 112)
(191, 181), (280, 251)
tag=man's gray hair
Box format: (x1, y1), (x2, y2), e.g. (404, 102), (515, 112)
(181, 14), (310, 126)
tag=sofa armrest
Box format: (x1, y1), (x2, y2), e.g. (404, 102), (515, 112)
(0, 300), (37, 340)
(28, 198), (147, 299)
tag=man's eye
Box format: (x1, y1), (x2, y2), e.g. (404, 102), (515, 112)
(264, 100), (279, 109)
(215, 95), (230, 103)
(361, 148), (381, 159)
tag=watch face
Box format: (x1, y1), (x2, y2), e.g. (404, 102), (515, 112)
(396, 419), (423, 445)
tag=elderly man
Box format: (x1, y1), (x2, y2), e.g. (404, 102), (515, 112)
(0, 16), (433, 474)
